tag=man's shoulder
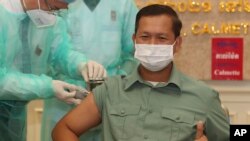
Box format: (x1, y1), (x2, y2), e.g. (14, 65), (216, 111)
(180, 73), (218, 96)
(101, 75), (127, 91)
(104, 75), (125, 84)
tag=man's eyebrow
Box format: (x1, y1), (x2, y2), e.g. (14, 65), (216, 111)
(138, 31), (150, 34)
(157, 33), (168, 36)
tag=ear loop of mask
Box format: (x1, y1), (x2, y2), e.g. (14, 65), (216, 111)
(37, 0), (41, 10)
(22, 0), (27, 11)
(22, 0), (46, 12)
(172, 40), (176, 46)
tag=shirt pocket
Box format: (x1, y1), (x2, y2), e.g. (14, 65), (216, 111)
(159, 109), (196, 141)
(109, 104), (141, 139)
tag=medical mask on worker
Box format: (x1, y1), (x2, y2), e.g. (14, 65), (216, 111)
(134, 41), (175, 71)
(24, 0), (57, 28)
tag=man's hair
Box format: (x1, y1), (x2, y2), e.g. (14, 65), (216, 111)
(135, 4), (182, 38)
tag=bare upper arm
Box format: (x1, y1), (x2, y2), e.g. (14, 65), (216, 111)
(59, 92), (101, 135)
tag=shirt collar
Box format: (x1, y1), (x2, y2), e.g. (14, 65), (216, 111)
(168, 64), (182, 90)
(124, 64), (182, 93)
(124, 64), (143, 90)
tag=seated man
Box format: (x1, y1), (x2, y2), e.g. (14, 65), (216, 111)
(52, 4), (230, 141)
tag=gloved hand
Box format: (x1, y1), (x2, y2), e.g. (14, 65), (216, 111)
(78, 61), (107, 82)
(74, 86), (90, 99)
(52, 80), (81, 105)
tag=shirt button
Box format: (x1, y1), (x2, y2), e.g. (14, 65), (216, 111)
(148, 109), (153, 113)
(144, 135), (148, 139)
(176, 116), (180, 120)
(121, 109), (125, 114)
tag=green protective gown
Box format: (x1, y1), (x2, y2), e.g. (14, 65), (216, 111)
(0, 4), (87, 141)
(41, 0), (139, 141)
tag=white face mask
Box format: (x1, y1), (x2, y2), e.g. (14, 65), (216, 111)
(24, 0), (57, 28)
(134, 42), (175, 72)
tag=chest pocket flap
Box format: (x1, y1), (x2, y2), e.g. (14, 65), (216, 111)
(161, 109), (195, 124)
(110, 104), (140, 117)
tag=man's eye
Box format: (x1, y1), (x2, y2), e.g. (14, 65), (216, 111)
(141, 36), (149, 39)
(159, 37), (167, 40)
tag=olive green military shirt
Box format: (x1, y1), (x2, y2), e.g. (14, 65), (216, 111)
(93, 64), (230, 141)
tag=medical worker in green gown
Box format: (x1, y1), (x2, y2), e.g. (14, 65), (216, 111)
(0, 0), (106, 141)
(41, 0), (138, 141)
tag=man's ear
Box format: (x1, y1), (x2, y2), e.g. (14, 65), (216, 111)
(174, 36), (182, 54)
(132, 34), (136, 44)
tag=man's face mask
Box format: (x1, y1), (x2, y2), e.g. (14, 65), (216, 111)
(134, 41), (175, 72)
(25, 0), (57, 28)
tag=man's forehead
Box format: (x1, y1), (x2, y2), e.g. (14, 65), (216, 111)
(138, 15), (172, 27)
(139, 14), (172, 22)
(137, 15), (173, 35)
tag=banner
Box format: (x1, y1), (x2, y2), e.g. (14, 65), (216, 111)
(212, 38), (243, 80)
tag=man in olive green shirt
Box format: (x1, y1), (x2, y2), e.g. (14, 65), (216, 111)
(52, 4), (229, 141)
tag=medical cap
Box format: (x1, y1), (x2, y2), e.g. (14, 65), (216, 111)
(58, 0), (76, 3)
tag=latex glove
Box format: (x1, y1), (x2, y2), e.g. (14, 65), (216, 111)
(52, 80), (81, 105)
(78, 61), (107, 82)
(194, 121), (208, 141)
(74, 86), (90, 99)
